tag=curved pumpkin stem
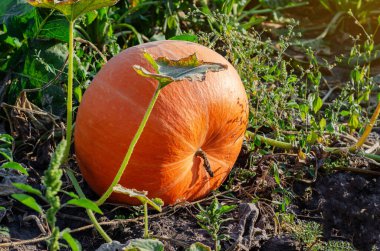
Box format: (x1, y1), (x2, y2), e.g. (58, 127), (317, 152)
(195, 148), (214, 177)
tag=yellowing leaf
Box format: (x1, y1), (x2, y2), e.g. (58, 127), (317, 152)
(113, 185), (163, 212)
(298, 150), (307, 163)
(27, 0), (119, 21)
(133, 51), (227, 88)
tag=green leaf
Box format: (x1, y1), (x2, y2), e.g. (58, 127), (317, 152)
(12, 183), (41, 196)
(209, 198), (218, 214)
(20, 41), (68, 110)
(0, 0), (34, 25)
(66, 198), (103, 214)
(169, 34), (198, 43)
(27, 0), (119, 21)
(312, 95), (323, 113)
(187, 242), (212, 251)
(340, 110), (350, 116)
(349, 114), (360, 129)
(143, 52), (158, 73)
(61, 229), (82, 251)
(38, 15), (70, 42)
(0, 148), (13, 162)
(62, 191), (79, 199)
(0, 134), (14, 145)
(1, 162), (28, 175)
(74, 86), (82, 103)
(350, 69), (362, 84)
(11, 193), (42, 213)
(151, 198), (164, 207)
(113, 185), (163, 212)
(218, 204), (237, 215)
(0, 226), (10, 239)
(272, 163), (282, 187)
(123, 239), (164, 251)
(133, 52), (227, 88)
(83, 10), (97, 25)
(319, 118), (326, 131)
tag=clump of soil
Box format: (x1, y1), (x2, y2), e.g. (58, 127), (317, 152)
(296, 172), (380, 251)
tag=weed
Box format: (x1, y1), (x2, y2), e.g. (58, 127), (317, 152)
(10, 140), (100, 250)
(0, 134), (28, 175)
(281, 215), (356, 250)
(196, 197), (237, 251)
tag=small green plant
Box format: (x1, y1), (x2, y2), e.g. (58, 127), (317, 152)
(112, 185), (163, 239)
(0, 134), (28, 175)
(11, 140), (103, 250)
(196, 197), (237, 251)
(281, 215), (355, 251)
(187, 242), (212, 251)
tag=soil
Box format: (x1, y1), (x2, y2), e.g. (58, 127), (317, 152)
(1, 151), (380, 251)
(294, 172), (380, 251)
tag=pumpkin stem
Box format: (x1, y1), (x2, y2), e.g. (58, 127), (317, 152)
(63, 19), (75, 161)
(195, 148), (214, 177)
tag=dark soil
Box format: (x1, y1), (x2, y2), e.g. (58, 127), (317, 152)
(295, 172), (380, 251)
(2, 160), (380, 251)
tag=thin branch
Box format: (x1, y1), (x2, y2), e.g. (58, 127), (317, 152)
(75, 37), (107, 62)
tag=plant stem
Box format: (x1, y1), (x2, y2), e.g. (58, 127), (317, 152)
(143, 202), (149, 238)
(66, 169), (112, 243)
(246, 131), (380, 162)
(96, 85), (162, 206)
(351, 101), (380, 151)
(195, 148), (214, 177)
(86, 209), (112, 242)
(63, 20), (75, 160)
(246, 131), (294, 150)
(363, 153), (380, 162)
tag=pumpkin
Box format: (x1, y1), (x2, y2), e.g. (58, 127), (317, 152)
(74, 40), (248, 205)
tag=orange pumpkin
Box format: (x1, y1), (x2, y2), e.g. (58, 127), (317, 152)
(74, 40), (248, 205)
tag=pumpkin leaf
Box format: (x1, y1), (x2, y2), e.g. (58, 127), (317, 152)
(123, 239), (164, 251)
(38, 15), (70, 42)
(27, 0), (119, 21)
(112, 184), (163, 212)
(0, 0), (34, 25)
(143, 51), (158, 73)
(133, 52), (227, 88)
(187, 242), (212, 251)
